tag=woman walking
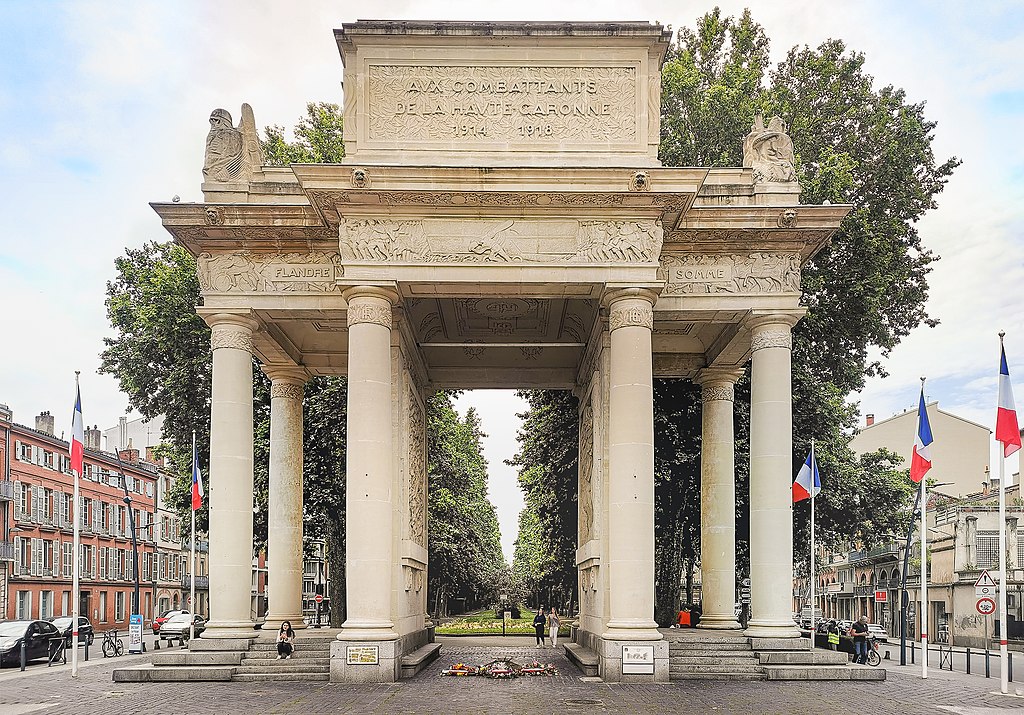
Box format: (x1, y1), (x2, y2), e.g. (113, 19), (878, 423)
(276, 621), (296, 659)
(548, 608), (561, 649)
(533, 607), (547, 646)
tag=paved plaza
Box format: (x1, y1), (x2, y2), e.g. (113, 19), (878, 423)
(3, 638), (1024, 714)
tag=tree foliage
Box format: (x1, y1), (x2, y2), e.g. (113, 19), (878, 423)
(426, 394), (506, 616)
(262, 102), (345, 165)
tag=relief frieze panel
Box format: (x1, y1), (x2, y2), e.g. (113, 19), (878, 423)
(659, 253), (800, 295)
(339, 218), (662, 265)
(197, 251), (343, 293)
(406, 382), (427, 548)
(366, 65), (637, 144)
(578, 400), (594, 545)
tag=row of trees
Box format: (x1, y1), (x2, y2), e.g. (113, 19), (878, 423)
(511, 8), (955, 624)
(100, 104), (504, 622)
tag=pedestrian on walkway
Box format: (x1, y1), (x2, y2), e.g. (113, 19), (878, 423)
(533, 607), (547, 646)
(850, 615), (869, 664)
(277, 621), (296, 659)
(548, 608), (561, 649)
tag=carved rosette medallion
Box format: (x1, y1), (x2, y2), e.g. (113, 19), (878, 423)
(346, 303), (393, 329)
(210, 326), (253, 353)
(750, 328), (792, 352)
(701, 384), (735, 404)
(270, 382), (304, 401)
(578, 401), (594, 545)
(608, 302), (654, 332)
(407, 384), (427, 548)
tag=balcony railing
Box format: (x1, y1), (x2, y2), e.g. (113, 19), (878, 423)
(0, 541), (14, 561)
(181, 575), (210, 590)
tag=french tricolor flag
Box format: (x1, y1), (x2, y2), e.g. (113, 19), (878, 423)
(70, 382), (84, 476)
(996, 341), (1022, 458)
(191, 437), (204, 510)
(910, 387), (933, 483)
(792, 449), (821, 502)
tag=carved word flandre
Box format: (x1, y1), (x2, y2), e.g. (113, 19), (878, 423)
(367, 65), (637, 143)
(197, 252), (342, 293)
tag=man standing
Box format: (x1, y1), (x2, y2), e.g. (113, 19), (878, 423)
(850, 615), (870, 664)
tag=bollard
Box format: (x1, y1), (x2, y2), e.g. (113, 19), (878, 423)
(986, 649), (991, 678)
(911, 640), (915, 665)
(1010, 652), (1014, 682)
(20, 640), (26, 671)
(84, 639), (89, 661)
(967, 647), (971, 675)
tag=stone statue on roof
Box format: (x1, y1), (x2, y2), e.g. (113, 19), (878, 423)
(202, 104), (264, 184)
(742, 114), (797, 183)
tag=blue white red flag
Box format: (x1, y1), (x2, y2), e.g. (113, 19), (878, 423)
(997, 342), (1022, 458)
(792, 450), (821, 502)
(910, 387), (933, 483)
(191, 439), (204, 510)
(70, 383), (84, 476)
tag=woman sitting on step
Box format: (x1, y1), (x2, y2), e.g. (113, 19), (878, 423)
(277, 621), (296, 659)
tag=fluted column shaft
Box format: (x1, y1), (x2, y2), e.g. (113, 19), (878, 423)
(262, 366), (309, 632)
(745, 314), (801, 638)
(339, 287), (398, 641)
(695, 368), (744, 630)
(203, 313), (258, 639)
(603, 289), (661, 641)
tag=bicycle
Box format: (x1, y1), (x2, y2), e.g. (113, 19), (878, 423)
(865, 637), (881, 667)
(101, 630), (124, 658)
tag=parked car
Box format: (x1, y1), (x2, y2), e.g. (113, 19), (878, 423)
(867, 623), (888, 642)
(0, 620), (62, 667)
(48, 616), (94, 646)
(837, 620), (853, 634)
(152, 609), (189, 635)
(159, 613), (206, 642)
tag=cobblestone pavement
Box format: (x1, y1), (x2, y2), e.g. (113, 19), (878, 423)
(3, 643), (1024, 714)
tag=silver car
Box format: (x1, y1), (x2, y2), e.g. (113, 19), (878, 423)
(867, 623), (888, 642)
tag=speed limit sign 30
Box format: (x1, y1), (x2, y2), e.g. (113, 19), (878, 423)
(976, 597), (996, 615)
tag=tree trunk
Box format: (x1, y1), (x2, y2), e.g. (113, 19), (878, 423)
(327, 517), (346, 627)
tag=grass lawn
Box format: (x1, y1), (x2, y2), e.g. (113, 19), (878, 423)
(435, 608), (571, 636)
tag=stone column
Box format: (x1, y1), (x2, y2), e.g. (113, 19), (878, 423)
(338, 286), (398, 644)
(603, 289), (661, 644)
(694, 367), (745, 630)
(203, 313), (259, 639)
(262, 365), (309, 632)
(745, 313), (802, 639)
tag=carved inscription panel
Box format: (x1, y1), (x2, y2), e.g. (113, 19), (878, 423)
(197, 251), (343, 294)
(366, 65), (638, 145)
(659, 253), (800, 295)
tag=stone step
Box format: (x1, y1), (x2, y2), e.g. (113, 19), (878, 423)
(243, 651), (330, 659)
(250, 641), (335, 649)
(241, 655), (330, 665)
(764, 665), (886, 681)
(233, 664), (329, 675)
(670, 672), (767, 681)
(663, 636), (749, 645)
(232, 673), (330, 682)
(669, 642), (752, 651)
(670, 664), (764, 675)
(672, 655), (758, 666)
(113, 665), (234, 682)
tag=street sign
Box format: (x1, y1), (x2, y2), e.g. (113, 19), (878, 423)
(975, 570), (999, 597)
(977, 597), (996, 615)
(315, 594), (324, 604)
(975, 570), (998, 588)
(874, 590), (887, 602)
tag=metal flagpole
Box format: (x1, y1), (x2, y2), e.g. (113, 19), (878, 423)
(190, 431), (197, 643)
(71, 372), (81, 679)
(920, 377), (928, 679)
(999, 426), (1009, 693)
(809, 439), (816, 651)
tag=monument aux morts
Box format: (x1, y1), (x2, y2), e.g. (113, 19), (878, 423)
(149, 21), (849, 682)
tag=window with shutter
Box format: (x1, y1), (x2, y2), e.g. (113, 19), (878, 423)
(14, 481), (26, 519)
(52, 540), (61, 577)
(31, 537), (42, 576)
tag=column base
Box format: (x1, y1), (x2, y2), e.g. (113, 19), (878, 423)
(744, 619), (801, 639)
(336, 618), (399, 642)
(598, 635), (669, 682)
(261, 614), (307, 631)
(330, 638), (399, 683)
(601, 619), (662, 641)
(201, 620), (259, 640)
(697, 615), (742, 630)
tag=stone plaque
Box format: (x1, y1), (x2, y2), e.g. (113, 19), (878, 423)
(366, 65), (637, 145)
(621, 645), (655, 674)
(659, 253), (800, 295)
(346, 645), (380, 665)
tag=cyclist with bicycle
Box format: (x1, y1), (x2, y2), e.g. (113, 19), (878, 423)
(849, 615), (870, 664)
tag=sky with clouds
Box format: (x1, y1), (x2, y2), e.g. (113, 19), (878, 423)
(1, 1), (1021, 561)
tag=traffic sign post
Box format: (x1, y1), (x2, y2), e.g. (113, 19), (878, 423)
(975, 569), (999, 598)
(977, 597), (996, 615)
(314, 593), (324, 629)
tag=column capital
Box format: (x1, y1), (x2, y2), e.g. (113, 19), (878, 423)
(203, 312), (259, 353)
(262, 364), (310, 399)
(693, 366), (746, 389)
(602, 287), (659, 309)
(604, 288), (657, 333)
(744, 309), (805, 332)
(344, 286), (397, 329)
(342, 285), (399, 305)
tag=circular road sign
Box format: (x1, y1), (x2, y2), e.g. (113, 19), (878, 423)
(315, 594), (324, 604)
(977, 597), (996, 615)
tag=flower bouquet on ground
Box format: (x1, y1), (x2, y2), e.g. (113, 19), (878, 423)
(520, 660), (558, 676)
(441, 662), (479, 676)
(479, 657), (522, 679)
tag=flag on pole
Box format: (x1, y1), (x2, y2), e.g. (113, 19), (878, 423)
(70, 384), (84, 476)
(792, 449), (821, 502)
(191, 439), (204, 510)
(996, 341), (1021, 457)
(910, 387), (933, 483)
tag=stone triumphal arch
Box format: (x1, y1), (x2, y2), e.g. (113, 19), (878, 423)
(154, 21), (848, 682)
